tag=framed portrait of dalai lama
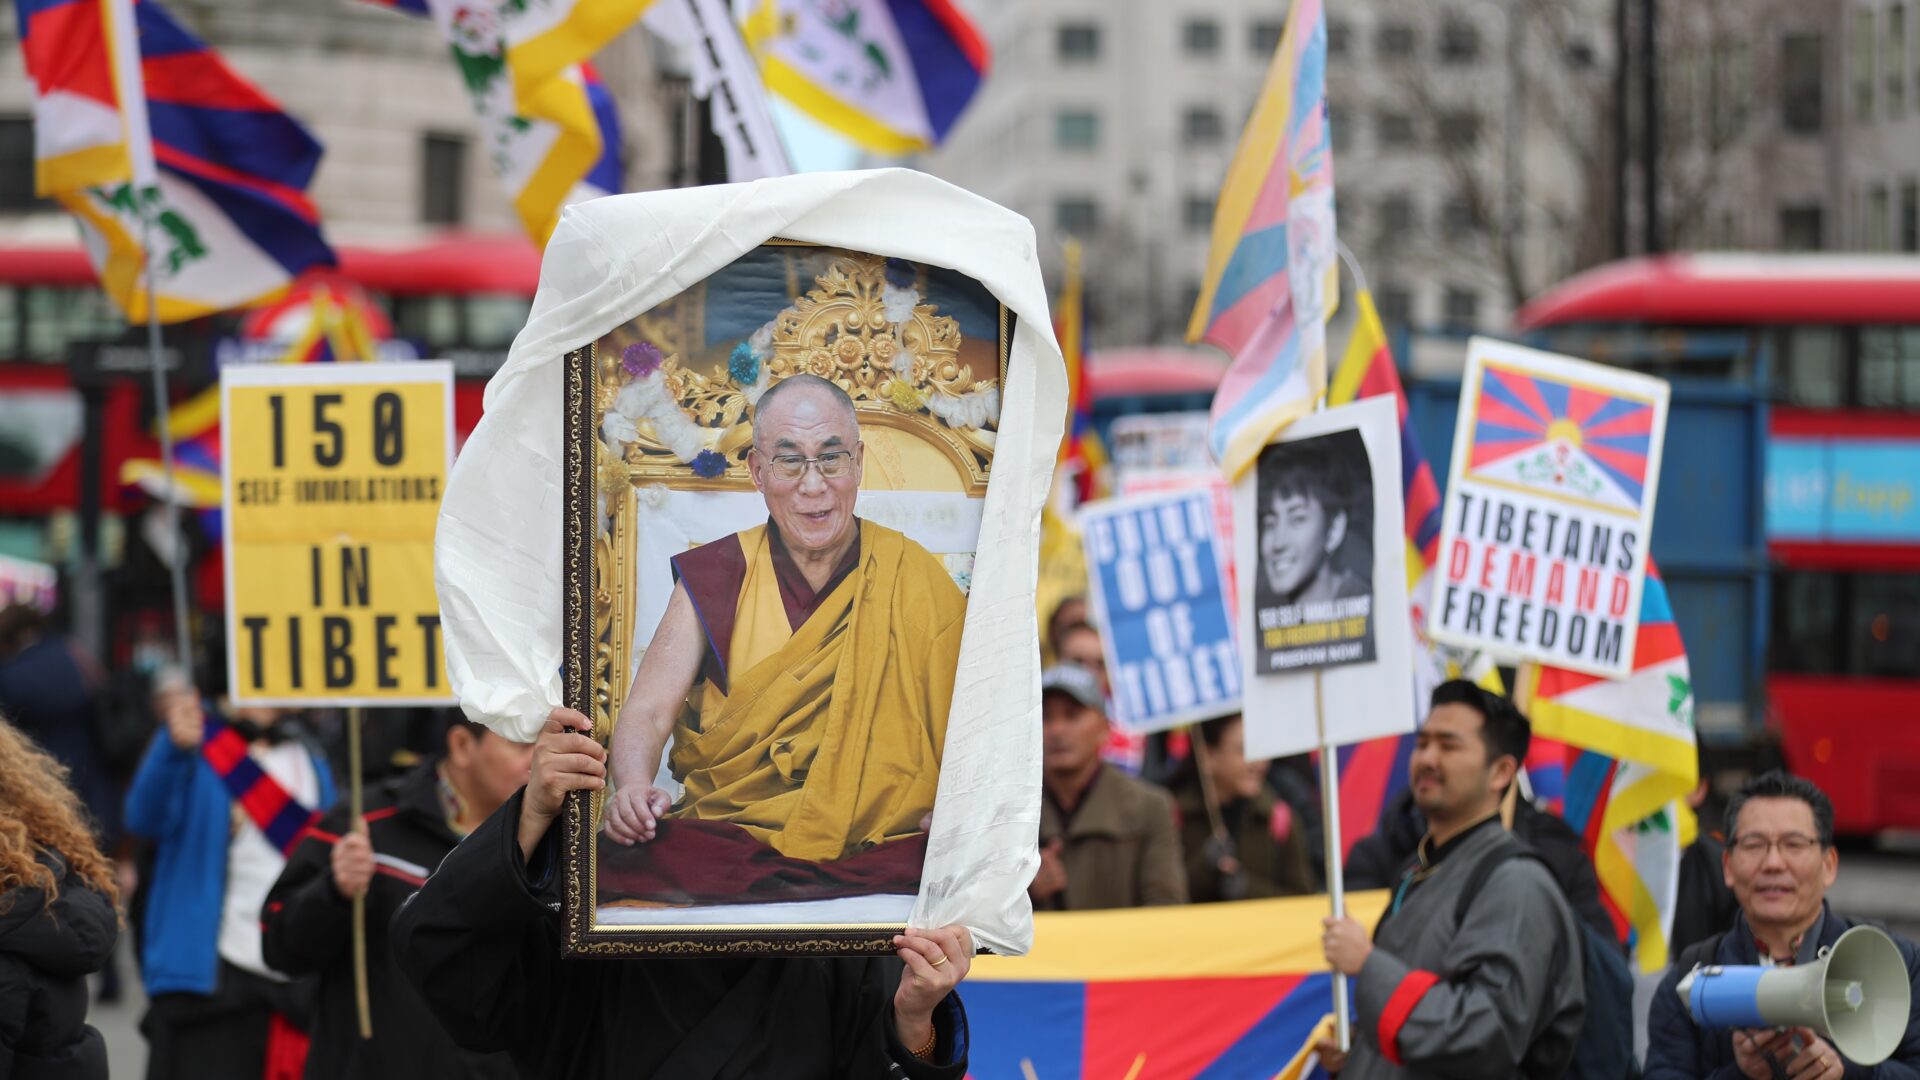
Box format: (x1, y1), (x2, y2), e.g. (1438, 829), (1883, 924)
(559, 241), (1010, 955)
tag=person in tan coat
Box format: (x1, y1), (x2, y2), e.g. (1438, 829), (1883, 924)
(1030, 665), (1187, 911)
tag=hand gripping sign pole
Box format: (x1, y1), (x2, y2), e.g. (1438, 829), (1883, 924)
(1315, 670), (1350, 1050)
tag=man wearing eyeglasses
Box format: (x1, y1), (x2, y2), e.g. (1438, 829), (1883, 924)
(598, 373), (969, 900)
(1645, 771), (1920, 1079)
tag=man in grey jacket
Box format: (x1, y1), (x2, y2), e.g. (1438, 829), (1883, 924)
(1319, 681), (1586, 1078)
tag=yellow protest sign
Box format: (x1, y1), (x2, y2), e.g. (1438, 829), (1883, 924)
(222, 363), (454, 704)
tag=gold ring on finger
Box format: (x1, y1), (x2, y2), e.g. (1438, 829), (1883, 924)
(930, 953), (949, 967)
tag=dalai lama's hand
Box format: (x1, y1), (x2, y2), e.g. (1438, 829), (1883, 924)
(604, 783), (674, 845)
(519, 707), (606, 864)
(892, 925), (972, 1055)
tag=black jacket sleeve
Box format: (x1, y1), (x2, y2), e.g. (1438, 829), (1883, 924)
(823, 958), (967, 1080)
(262, 810), (354, 976)
(0, 952), (25, 1075)
(389, 788), (563, 1056)
(0, 857), (118, 1072)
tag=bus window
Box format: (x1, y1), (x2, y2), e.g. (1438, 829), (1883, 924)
(1780, 326), (1845, 406)
(1849, 573), (1920, 677)
(0, 286), (18, 359)
(467, 294), (531, 348)
(24, 287), (123, 363)
(1772, 571), (1843, 675)
(392, 293), (461, 351)
(1858, 326), (1920, 408)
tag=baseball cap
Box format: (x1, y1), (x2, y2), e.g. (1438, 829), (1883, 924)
(1040, 664), (1105, 713)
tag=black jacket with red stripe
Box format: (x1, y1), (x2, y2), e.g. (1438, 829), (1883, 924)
(262, 759), (516, 1080)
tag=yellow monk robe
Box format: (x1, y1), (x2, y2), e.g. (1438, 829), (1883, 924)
(667, 520), (968, 863)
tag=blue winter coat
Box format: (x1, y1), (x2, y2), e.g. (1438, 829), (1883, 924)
(124, 731), (335, 996)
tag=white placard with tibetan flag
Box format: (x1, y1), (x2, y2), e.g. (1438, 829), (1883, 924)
(1428, 338), (1670, 679)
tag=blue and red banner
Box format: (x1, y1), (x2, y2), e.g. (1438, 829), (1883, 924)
(967, 893), (1379, 1077)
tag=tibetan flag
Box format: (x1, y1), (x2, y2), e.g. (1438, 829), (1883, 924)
(966, 891), (1383, 1077)
(581, 62), (623, 194)
(1054, 237), (1108, 508)
(14, 0), (146, 195)
(1519, 565), (1697, 971)
(1188, 0), (1337, 481)
(357, 0), (617, 244)
(743, 0), (990, 155)
(499, 0), (655, 120)
(121, 382), (221, 511)
(1466, 363), (1658, 518)
(1330, 735), (1413, 862)
(49, 0), (336, 323)
(1523, 734), (1572, 815)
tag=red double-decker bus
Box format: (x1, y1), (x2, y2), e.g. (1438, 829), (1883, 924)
(1515, 254), (1920, 834)
(0, 233), (540, 521)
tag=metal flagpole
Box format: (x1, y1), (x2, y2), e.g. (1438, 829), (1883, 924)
(140, 201), (193, 673)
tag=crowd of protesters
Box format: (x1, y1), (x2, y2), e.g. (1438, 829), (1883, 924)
(2, 594), (1917, 1079)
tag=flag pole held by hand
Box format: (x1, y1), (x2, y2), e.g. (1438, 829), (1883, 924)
(349, 705), (372, 1040)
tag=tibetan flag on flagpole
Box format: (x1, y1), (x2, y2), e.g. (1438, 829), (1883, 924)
(742, 0), (989, 155)
(1519, 565), (1697, 971)
(1188, 0), (1337, 481)
(38, 0), (336, 323)
(1054, 237), (1108, 507)
(965, 892), (1382, 1076)
(358, 0), (621, 244)
(499, 0), (655, 120)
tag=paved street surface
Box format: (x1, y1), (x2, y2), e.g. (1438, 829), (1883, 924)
(93, 937), (145, 1078)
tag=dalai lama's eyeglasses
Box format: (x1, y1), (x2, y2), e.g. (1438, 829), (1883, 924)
(755, 448), (857, 482)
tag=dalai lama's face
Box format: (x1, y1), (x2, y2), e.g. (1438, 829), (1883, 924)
(750, 385), (865, 559)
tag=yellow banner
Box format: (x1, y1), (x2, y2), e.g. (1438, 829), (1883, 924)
(222, 363), (455, 704)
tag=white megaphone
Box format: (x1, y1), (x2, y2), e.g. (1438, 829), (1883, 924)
(1676, 925), (1911, 1065)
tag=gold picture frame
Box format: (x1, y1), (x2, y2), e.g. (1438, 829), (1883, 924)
(560, 242), (1012, 956)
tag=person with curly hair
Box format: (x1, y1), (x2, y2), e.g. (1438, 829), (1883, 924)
(0, 713), (120, 1079)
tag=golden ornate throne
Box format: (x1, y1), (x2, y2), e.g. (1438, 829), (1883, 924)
(588, 247), (1006, 731)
